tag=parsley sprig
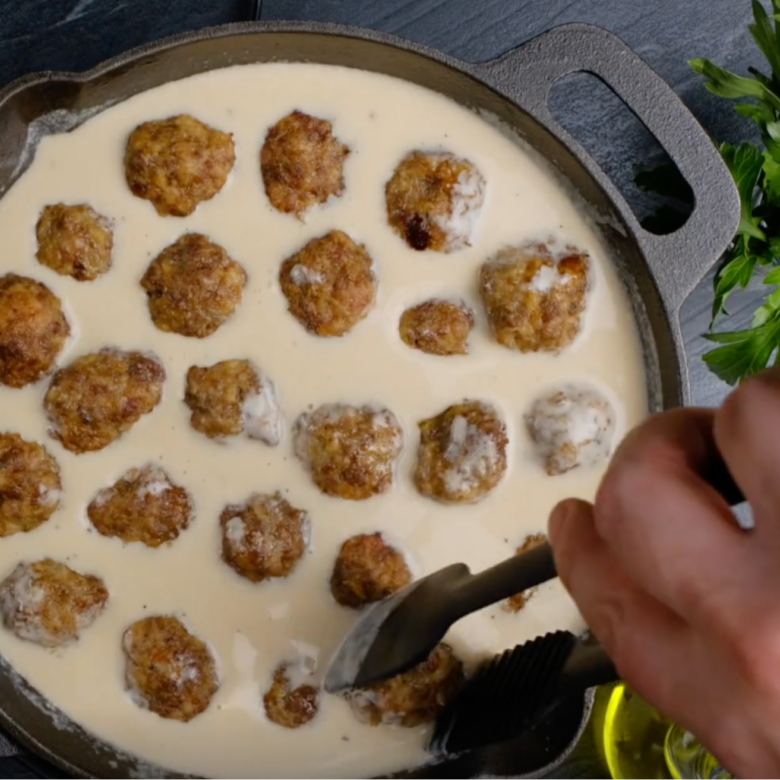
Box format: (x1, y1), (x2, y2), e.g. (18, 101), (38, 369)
(642, 0), (780, 384)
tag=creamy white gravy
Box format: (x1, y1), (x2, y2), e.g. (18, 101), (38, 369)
(0, 63), (647, 778)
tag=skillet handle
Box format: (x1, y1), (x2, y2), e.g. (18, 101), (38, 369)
(475, 23), (740, 314)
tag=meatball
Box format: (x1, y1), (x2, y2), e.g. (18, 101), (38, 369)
(479, 243), (590, 353)
(506, 533), (548, 612)
(124, 114), (235, 217)
(87, 465), (193, 548)
(141, 233), (247, 339)
(263, 663), (319, 729)
(525, 384), (615, 476)
(385, 150), (485, 252)
(399, 299), (474, 356)
(345, 643), (464, 727)
(123, 615), (219, 722)
(414, 400), (508, 504)
(293, 404), (403, 501)
(0, 559), (108, 648)
(261, 110), (349, 217)
(279, 230), (376, 338)
(35, 203), (113, 281)
(184, 359), (282, 445)
(0, 433), (61, 538)
(0, 274), (70, 388)
(44, 348), (165, 454)
(220, 492), (309, 583)
(330, 533), (412, 609)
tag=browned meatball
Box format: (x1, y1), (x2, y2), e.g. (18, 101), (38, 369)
(414, 400), (508, 504)
(479, 243), (590, 353)
(44, 348), (165, 454)
(279, 230), (376, 338)
(330, 533), (411, 609)
(123, 615), (219, 722)
(0, 274), (69, 388)
(0, 434), (61, 538)
(141, 233), (247, 339)
(506, 533), (548, 612)
(184, 359), (282, 445)
(263, 663), (319, 729)
(399, 299), (474, 356)
(220, 492), (309, 583)
(261, 110), (349, 217)
(0, 559), (108, 647)
(345, 643), (464, 727)
(385, 150), (486, 252)
(125, 115), (235, 217)
(293, 404), (403, 501)
(87, 465), (193, 548)
(35, 203), (113, 281)
(525, 384), (616, 475)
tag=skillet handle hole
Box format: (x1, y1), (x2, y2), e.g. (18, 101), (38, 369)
(548, 72), (694, 236)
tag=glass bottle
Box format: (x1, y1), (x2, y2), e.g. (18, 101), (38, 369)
(594, 683), (733, 780)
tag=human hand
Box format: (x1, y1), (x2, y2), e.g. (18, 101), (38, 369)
(548, 368), (780, 778)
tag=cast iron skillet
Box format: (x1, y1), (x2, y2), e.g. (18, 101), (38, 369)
(0, 19), (739, 780)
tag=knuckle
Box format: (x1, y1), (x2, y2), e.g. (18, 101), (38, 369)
(586, 594), (629, 666)
(732, 612), (780, 699)
(593, 453), (647, 541)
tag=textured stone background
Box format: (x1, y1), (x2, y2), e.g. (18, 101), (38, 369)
(0, 0), (763, 774)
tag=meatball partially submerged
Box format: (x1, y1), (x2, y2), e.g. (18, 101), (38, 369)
(0, 558), (108, 647)
(414, 400), (508, 504)
(506, 533), (548, 612)
(87, 465), (193, 548)
(184, 359), (283, 446)
(0, 433), (61, 538)
(141, 233), (247, 339)
(331, 533), (411, 609)
(293, 404), (403, 501)
(385, 150), (485, 252)
(346, 643), (464, 727)
(35, 203), (113, 281)
(0, 274), (69, 389)
(44, 348), (165, 454)
(330, 533), (412, 609)
(479, 243), (590, 353)
(263, 662), (320, 729)
(261, 110), (349, 217)
(399, 299), (474, 356)
(125, 114), (235, 217)
(220, 492), (309, 583)
(279, 230), (376, 338)
(123, 615), (219, 722)
(525, 384), (615, 476)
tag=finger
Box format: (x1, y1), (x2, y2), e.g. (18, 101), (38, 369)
(548, 498), (691, 714)
(549, 499), (779, 778)
(593, 408), (754, 634)
(715, 368), (780, 535)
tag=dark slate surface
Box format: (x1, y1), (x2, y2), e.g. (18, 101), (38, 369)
(0, 0), (765, 775)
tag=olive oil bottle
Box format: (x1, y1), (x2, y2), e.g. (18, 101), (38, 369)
(593, 683), (732, 780)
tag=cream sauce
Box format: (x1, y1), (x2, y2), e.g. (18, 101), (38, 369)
(0, 63), (647, 778)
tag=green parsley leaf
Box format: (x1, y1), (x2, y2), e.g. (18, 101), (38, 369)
(712, 240), (757, 321)
(750, 0), (780, 82)
(689, 58), (780, 112)
(721, 143), (766, 240)
(763, 149), (780, 203)
(704, 311), (780, 385)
